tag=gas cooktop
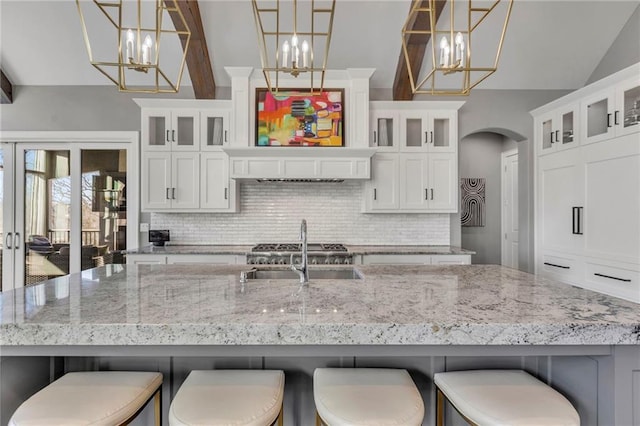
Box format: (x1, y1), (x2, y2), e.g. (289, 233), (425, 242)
(251, 243), (348, 252)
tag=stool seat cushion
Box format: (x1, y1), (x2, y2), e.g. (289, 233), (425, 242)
(434, 370), (580, 426)
(169, 370), (284, 426)
(313, 368), (424, 426)
(9, 371), (162, 426)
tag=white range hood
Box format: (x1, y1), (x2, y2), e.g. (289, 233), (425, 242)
(223, 147), (376, 181)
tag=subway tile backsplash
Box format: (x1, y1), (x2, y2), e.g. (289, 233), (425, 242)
(151, 182), (450, 245)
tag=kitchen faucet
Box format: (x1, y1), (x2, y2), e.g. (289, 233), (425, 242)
(290, 219), (309, 284)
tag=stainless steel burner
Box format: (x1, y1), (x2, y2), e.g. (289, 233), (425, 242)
(248, 243), (351, 265)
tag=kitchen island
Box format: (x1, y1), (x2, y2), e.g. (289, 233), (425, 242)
(1, 264), (639, 425)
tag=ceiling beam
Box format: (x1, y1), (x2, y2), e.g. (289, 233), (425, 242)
(392, 0), (446, 100)
(1, 69), (13, 104)
(167, 0), (215, 99)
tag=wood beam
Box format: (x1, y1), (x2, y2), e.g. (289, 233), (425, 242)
(1, 69), (13, 104)
(167, 0), (215, 99)
(392, 0), (446, 100)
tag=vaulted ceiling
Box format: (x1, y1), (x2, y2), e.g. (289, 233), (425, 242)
(0, 1), (637, 94)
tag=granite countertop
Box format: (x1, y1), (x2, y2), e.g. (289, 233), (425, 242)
(1, 264), (638, 346)
(126, 245), (474, 256)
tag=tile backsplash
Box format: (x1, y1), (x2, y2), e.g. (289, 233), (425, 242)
(151, 182), (450, 245)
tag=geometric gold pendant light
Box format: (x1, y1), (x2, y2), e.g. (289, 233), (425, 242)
(402, 0), (513, 95)
(75, 0), (191, 93)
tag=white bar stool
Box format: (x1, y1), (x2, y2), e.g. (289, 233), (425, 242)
(313, 368), (425, 426)
(169, 370), (285, 426)
(434, 370), (580, 426)
(8, 371), (162, 426)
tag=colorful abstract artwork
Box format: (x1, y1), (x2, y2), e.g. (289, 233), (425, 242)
(461, 178), (486, 227)
(255, 89), (344, 147)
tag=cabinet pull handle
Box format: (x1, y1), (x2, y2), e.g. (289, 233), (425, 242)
(224, 130), (228, 143)
(614, 110), (620, 125)
(172, 130), (176, 142)
(166, 188), (170, 200)
(373, 188), (377, 200)
(14, 233), (20, 250)
(572, 207), (584, 235)
(594, 273), (631, 283)
(431, 188), (434, 200)
(425, 189), (428, 200)
(607, 113), (612, 128)
(430, 131), (434, 144)
(5, 232), (12, 250)
(550, 132), (555, 144)
(224, 188), (228, 200)
(555, 130), (559, 143)
(166, 130), (170, 142)
(544, 262), (570, 269)
(424, 132), (428, 144)
(373, 130), (377, 145)
(172, 188), (176, 199)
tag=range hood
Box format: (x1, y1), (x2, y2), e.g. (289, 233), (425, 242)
(223, 147), (376, 181)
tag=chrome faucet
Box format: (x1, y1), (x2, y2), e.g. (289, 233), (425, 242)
(290, 219), (309, 284)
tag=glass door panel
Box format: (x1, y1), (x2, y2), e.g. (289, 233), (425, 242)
(81, 150), (127, 269)
(622, 85), (640, 130)
(586, 98), (609, 138)
(542, 118), (554, 150)
(148, 115), (168, 147)
(405, 118), (423, 148)
(377, 118), (394, 148)
(0, 148), (6, 291)
(23, 149), (71, 286)
(432, 117), (450, 148)
(561, 111), (575, 145)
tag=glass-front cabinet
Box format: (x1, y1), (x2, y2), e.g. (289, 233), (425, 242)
(370, 111), (398, 152)
(582, 76), (640, 144)
(538, 104), (578, 154)
(200, 109), (230, 150)
(141, 109), (199, 151)
(401, 111), (455, 153)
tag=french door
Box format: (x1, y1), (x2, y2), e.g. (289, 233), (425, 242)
(1, 134), (138, 291)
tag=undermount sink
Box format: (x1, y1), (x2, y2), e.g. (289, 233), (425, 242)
(242, 267), (363, 280)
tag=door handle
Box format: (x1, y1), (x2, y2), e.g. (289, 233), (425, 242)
(607, 113), (612, 128)
(373, 131), (377, 145)
(172, 188), (176, 200)
(424, 132), (428, 144)
(5, 232), (12, 250)
(166, 130), (170, 142)
(224, 188), (228, 200)
(550, 132), (555, 144)
(430, 131), (434, 144)
(166, 188), (171, 200)
(555, 130), (559, 143)
(425, 189), (428, 200)
(431, 188), (434, 200)
(373, 188), (377, 200)
(614, 110), (620, 125)
(594, 273), (631, 283)
(571, 206), (584, 235)
(224, 130), (228, 143)
(14, 233), (20, 250)
(172, 130), (176, 142)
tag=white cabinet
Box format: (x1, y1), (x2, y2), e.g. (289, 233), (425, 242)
(582, 76), (640, 144)
(126, 254), (245, 265)
(200, 109), (230, 150)
(142, 152), (200, 210)
(142, 109), (200, 151)
(365, 101), (462, 214)
(536, 103), (579, 155)
(126, 254), (168, 265)
(201, 153), (237, 211)
(359, 254), (471, 265)
(136, 99), (238, 213)
(534, 64), (640, 303)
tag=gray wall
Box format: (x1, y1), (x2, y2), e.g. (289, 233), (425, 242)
(586, 4), (640, 85)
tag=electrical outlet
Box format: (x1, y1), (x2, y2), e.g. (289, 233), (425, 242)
(139, 223), (150, 233)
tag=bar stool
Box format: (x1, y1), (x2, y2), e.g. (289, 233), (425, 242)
(169, 370), (285, 426)
(434, 370), (580, 426)
(8, 371), (162, 426)
(313, 368), (425, 426)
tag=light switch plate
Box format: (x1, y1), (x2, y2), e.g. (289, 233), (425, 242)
(139, 223), (150, 233)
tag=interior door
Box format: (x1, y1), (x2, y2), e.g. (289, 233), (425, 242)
(1, 144), (15, 291)
(502, 150), (519, 269)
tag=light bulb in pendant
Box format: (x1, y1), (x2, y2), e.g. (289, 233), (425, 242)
(301, 40), (309, 68)
(126, 29), (135, 61)
(281, 40), (290, 68)
(142, 35), (153, 65)
(439, 36), (449, 67)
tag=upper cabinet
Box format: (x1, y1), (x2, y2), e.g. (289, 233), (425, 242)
(200, 109), (230, 150)
(536, 103), (579, 155)
(142, 109), (200, 151)
(581, 76), (640, 144)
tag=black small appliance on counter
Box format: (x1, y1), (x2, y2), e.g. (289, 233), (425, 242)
(149, 230), (170, 247)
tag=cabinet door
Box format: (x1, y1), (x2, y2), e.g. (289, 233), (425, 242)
(399, 154), (428, 210)
(614, 77), (640, 138)
(556, 105), (578, 151)
(142, 109), (171, 151)
(370, 111), (398, 152)
(429, 255), (471, 265)
(201, 110), (230, 150)
(427, 153), (457, 211)
(370, 154), (399, 210)
(582, 89), (615, 144)
(428, 110), (456, 153)
(200, 153), (230, 210)
(583, 135), (640, 264)
(537, 150), (583, 254)
(142, 152), (172, 210)
(171, 110), (199, 151)
(171, 153), (200, 209)
(401, 112), (429, 151)
(538, 111), (557, 154)
(126, 255), (167, 265)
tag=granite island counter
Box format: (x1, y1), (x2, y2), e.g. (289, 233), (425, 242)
(1, 264), (639, 425)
